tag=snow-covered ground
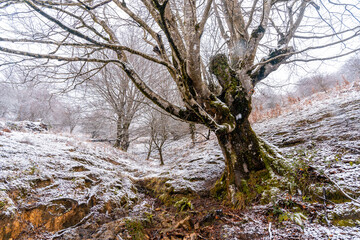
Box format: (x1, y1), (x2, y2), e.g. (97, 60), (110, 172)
(0, 86), (359, 239)
(253, 88), (360, 239)
(254, 89), (360, 193)
(130, 135), (225, 195)
(0, 120), (225, 239)
(0, 122), (142, 239)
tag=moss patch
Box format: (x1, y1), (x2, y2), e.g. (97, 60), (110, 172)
(135, 177), (172, 196)
(217, 140), (357, 210)
(174, 197), (193, 212)
(0, 201), (6, 210)
(330, 206), (360, 227)
(234, 169), (274, 209)
(125, 219), (145, 240)
(333, 219), (360, 227)
(210, 174), (227, 201)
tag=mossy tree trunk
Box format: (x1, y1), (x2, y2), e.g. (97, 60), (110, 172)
(216, 118), (265, 193)
(209, 53), (268, 202)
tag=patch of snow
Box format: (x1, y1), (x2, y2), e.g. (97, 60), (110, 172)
(236, 113), (242, 120)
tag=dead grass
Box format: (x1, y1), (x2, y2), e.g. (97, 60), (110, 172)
(250, 80), (359, 123)
(2, 128), (11, 133)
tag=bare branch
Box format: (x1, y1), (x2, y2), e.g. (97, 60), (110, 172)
(23, 0), (106, 46)
(0, 45), (117, 63)
(213, 1), (229, 42)
(245, 0), (259, 32)
(30, 0), (110, 41)
(198, 0), (213, 34)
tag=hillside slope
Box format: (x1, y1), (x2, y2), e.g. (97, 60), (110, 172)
(0, 87), (359, 239)
(254, 88), (360, 192)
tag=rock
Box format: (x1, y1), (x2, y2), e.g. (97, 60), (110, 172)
(199, 209), (223, 226)
(280, 137), (306, 147)
(5, 121), (48, 132)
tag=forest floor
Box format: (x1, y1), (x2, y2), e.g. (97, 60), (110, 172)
(0, 85), (359, 240)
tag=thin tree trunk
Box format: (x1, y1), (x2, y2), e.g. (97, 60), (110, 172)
(114, 117), (122, 149)
(69, 126), (75, 134)
(146, 138), (153, 160)
(120, 123), (130, 151)
(158, 147), (164, 165)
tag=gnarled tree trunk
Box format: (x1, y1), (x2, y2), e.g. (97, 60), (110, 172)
(216, 118), (265, 190)
(209, 53), (268, 202)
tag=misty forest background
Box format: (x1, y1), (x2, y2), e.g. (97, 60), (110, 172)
(0, 54), (359, 156)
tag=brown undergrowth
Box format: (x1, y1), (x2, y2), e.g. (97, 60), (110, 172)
(128, 194), (329, 240)
(131, 170), (349, 240)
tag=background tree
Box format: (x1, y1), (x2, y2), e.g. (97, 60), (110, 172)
(87, 61), (144, 151)
(144, 107), (189, 165)
(58, 103), (83, 133)
(0, 83), (13, 118)
(82, 107), (114, 139)
(1, 0), (359, 203)
(340, 55), (360, 82)
(146, 110), (169, 165)
(296, 73), (338, 97)
(252, 86), (281, 110)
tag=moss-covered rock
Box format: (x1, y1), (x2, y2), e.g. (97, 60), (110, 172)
(135, 177), (196, 208)
(333, 219), (359, 227)
(329, 204), (360, 227)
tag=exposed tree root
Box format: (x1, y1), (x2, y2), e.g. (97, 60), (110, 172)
(211, 137), (359, 211)
(322, 172), (360, 206)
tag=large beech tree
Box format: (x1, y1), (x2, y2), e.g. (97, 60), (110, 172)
(1, 0), (360, 200)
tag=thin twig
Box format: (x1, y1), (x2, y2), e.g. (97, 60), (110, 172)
(268, 222), (273, 240)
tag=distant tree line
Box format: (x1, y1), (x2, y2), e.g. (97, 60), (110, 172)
(252, 54), (360, 112)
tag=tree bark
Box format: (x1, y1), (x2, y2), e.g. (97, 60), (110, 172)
(158, 147), (164, 165)
(189, 123), (196, 147)
(146, 138), (153, 160)
(215, 118), (265, 189)
(209, 53), (266, 201)
(114, 118), (130, 151)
